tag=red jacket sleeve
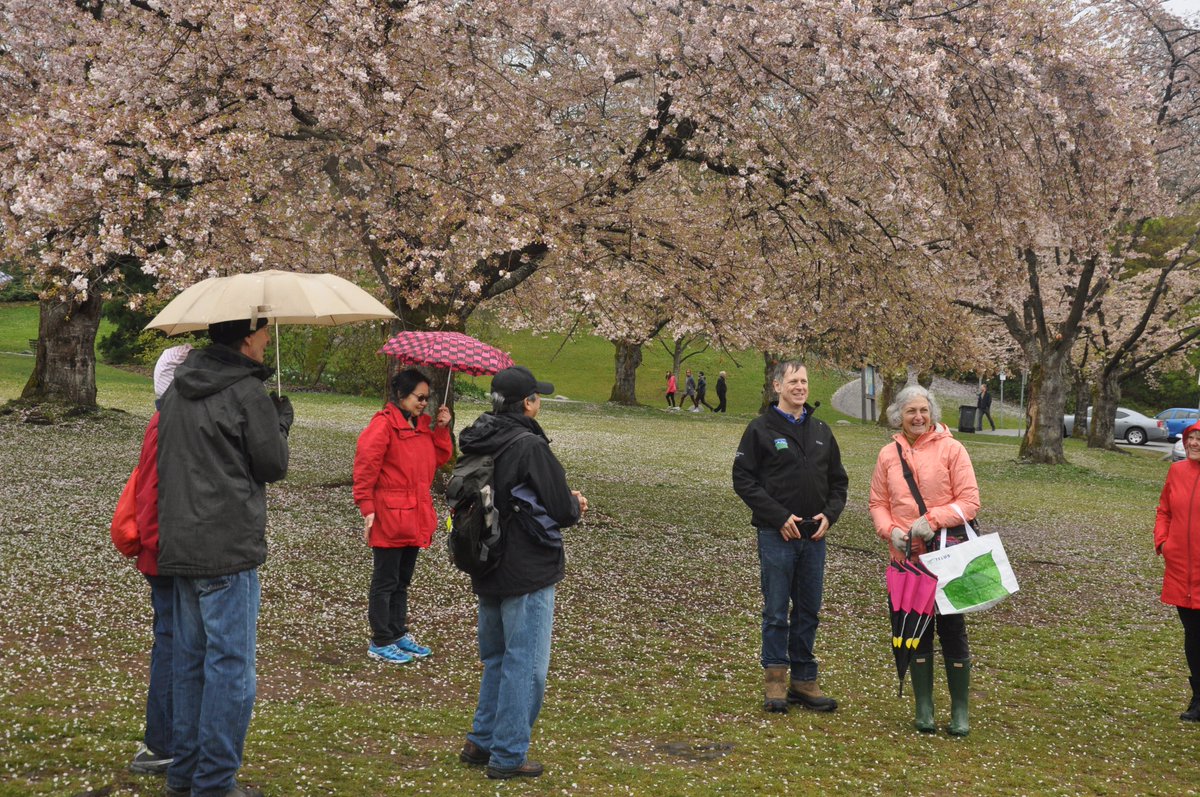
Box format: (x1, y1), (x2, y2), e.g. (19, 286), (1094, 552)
(432, 425), (453, 468)
(353, 414), (390, 518)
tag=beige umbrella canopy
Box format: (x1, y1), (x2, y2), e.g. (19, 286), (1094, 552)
(145, 269), (397, 392)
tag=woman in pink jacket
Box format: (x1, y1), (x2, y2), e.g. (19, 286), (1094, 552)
(1154, 419), (1200, 722)
(354, 368), (453, 664)
(869, 385), (981, 736)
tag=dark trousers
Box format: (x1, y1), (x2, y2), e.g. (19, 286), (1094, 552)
(916, 612), (969, 660)
(715, 392), (727, 412)
(1180, 607), (1200, 681)
(666, 391), (676, 407)
(976, 408), (995, 431)
(697, 391), (714, 410)
(369, 546), (420, 647)
(145, 574), (175, 757)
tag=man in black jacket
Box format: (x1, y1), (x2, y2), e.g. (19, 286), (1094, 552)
(976, 383), (995, 431)
(733, 360), (847, 714)
(157, 318), (292, 797)
(457, 366), (587, 780)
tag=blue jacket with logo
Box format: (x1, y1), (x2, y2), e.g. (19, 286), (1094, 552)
(732, 402), (848, 532)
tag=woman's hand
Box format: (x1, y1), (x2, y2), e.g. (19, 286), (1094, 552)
(909, 515), (935, 541)
(363, 513), (374, 544)
(890, 527), (908, 553)
(434, 405), (451, 428)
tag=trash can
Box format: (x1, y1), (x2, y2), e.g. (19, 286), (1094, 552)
(958, 405), (977, 433)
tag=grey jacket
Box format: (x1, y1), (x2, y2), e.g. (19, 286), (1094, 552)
(156, 345), (291, 577)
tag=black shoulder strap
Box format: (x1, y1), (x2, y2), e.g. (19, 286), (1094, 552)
(492, 430), (535, 462)
(894, 441), (928, 516)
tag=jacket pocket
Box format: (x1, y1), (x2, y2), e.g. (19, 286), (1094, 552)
(382, 491), (418, 510)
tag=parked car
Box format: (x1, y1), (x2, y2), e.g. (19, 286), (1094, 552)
(1173, 438), (1186, 462)
(1062, 407), (1168, 445)
(1156, 408), (1200, 441)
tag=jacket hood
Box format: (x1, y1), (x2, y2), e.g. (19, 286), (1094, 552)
(1183, 420), (1200, 441)
(459, 411), (545, 455)
(892, 422), (953, 448)
(172, 345), (274, 400)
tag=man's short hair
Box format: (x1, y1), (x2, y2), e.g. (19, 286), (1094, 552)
(771, 359), (806, 384)
(208, 317), (268, 347)
(492, 391), (537, 414)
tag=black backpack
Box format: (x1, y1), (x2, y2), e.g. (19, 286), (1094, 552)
(445, 431), (533, 576)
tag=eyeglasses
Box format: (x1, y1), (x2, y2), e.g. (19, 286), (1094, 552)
(412, 394), (430, 402)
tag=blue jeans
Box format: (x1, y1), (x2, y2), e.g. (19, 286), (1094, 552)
(145, 574), (175, 757)
(167, 570), (260, 797)
(468, 586), (555, 770)
(757, 528), (825, 680)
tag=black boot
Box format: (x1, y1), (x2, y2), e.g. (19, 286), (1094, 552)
(1182, 676), (1200, 722)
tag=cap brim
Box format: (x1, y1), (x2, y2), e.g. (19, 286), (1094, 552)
(535, 380), (554, 395)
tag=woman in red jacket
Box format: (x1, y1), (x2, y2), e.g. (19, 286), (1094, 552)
(1154, 420), (1200, 722)
(354, 368), (453, 664)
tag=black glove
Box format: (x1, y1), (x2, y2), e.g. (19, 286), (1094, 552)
(270, 391), (294, 431)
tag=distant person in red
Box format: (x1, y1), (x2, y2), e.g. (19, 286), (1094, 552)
(665, 372), (678, 408)
(1154, 420), (1200, 723)
(353, 368), (453, 664)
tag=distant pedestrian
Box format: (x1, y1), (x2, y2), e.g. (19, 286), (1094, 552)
(976, 384), (995, 431)
(715, 371), (728, 413)
(353, 368), (453, 665)
(696, 371), (715, 411)
(665, 372), (678, 408)
(684, 369), (698, 411)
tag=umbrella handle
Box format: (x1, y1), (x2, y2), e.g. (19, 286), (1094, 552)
(275, 319), (281, 395)
(444, 370), (453, 405)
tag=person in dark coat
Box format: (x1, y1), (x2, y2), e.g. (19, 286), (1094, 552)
(457, 366), (587, 780)
(715, 371), (728, 413)
(696, 371), (715, 411)
(733, 360), (848, 714)
(156, 318), (292, 797)
(976, 384), (995, 431)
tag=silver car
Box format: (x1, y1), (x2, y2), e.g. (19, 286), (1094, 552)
(1062, 407), (1168, 446)
(1173, 438), (1186, 462)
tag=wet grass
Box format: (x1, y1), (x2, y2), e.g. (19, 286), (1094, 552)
(0, 370), (1194, 796)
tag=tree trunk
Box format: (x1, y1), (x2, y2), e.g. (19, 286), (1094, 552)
(21, 294), (103, 407)
(1088, 372), (1120, 450)
(1018, 347), (1070, 464)
(609, 341), (642, 405)
(760, 351), (781, 413)
(1070, 369), (1090, 441)
(877, 366), (908, 426)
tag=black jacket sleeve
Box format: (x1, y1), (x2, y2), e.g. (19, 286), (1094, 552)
(732, 422), (791, 531)
(241, 381), (290, 484)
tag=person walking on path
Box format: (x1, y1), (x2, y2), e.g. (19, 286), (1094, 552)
(353, 368), (453, 665)
(869, 385), (981, 736)
(457, 366), (587, 780)
(683, 369), (698, 410)
(732, 360), (847, 714)
(665, 372), (678, 408)
(1154, 420), (1200, 723)
(696, 371), (715, 411)
(714, 371), (728, 413)
(156, 318), (293, 797)
(976, 384), (995, 431)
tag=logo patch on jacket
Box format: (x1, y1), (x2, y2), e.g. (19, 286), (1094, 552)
(774, 438), (789, 451)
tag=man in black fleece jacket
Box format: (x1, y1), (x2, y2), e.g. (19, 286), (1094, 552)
(733, 360), (847, 715)
(456, 366), (586, 781)
(156, 317), (293, 797)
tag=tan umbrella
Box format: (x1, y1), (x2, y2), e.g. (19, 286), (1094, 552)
(146, 269), (397, 392)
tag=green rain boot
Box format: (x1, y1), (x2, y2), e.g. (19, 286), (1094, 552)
(945, 658), (971, 737)
(910, 654), (935, 733)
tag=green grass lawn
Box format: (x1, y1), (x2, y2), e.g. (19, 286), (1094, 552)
(0, 302), (1193, 796)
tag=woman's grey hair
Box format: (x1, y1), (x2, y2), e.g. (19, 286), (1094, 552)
(491, 391), (537, 414)
(886, 385), (941, 428)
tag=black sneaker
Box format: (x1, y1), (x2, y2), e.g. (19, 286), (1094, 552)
(221, 783), (263, 797)
(129, 743), (173, 775)
(164, 785), (190, 797)
(486, 760), (544, 780)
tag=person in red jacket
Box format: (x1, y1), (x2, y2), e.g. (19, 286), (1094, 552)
(353, 368), (453, 664)
(1154, 419), (1200, 722)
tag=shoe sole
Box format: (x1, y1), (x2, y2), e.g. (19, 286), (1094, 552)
(367, 650), (411, 664)
(129, 762), (172, 775)
(487, 769), (543, 779)
(397, 649), (432, 659)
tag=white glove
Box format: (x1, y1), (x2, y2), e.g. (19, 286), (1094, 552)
(890, 527), (907, 553)
(909, 515), (935, 541)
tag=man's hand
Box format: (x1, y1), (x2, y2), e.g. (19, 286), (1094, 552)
(434, 405), (451, 428)
(810, 512), (830, 541)
(890, 527), (908, 553)
(909, 515), (935, 541)
(572, 490), (588, 514)
(269, 391), (294, 429)
(363, 513), (374, 544)
(780, 515), (803, 541)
